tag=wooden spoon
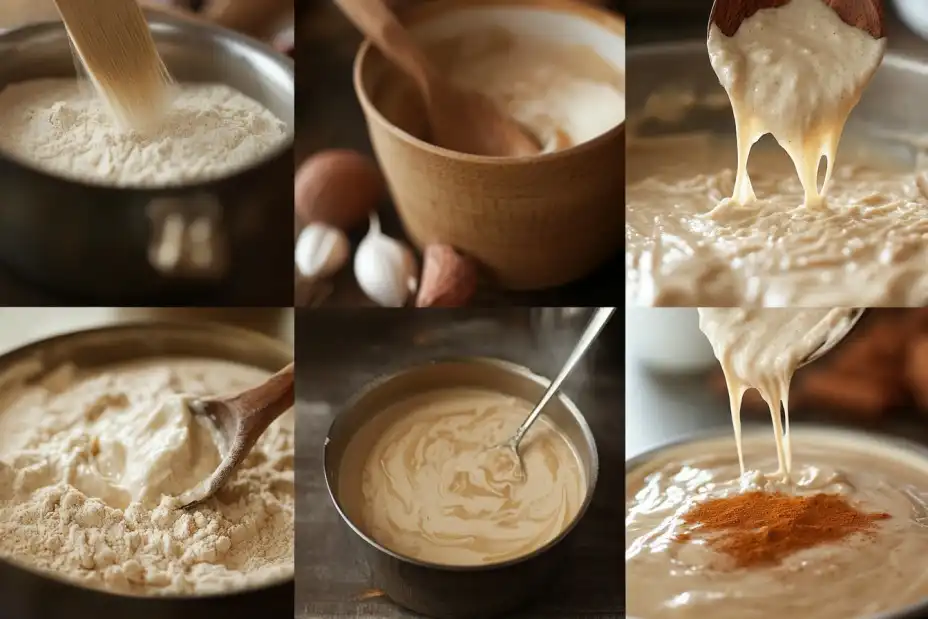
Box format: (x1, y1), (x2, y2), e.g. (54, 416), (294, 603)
(332, 0), (541, 158)
(799, 309), (866, 368)
(709, 0), (885, 38)
(54, 0), (173, 131)
(178, 362), (294, 508)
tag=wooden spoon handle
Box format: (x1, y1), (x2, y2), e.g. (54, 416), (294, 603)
(332, 0), (434, 95)
(234, 362), (295, 440)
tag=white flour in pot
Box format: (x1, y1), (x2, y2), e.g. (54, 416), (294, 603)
(0, 79), (289, 187)
(0, 358), (294, 595)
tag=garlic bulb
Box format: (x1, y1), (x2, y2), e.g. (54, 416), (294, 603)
(295, 223), (350, 280)
(353, 214), (418, 307)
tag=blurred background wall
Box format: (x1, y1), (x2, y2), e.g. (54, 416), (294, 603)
(626, 309), (928, 459)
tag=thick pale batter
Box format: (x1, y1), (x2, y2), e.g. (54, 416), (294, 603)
(626, 430), (928, 619)
(697, 308), (858, 478)
(708, 0), (886, 206)
(0, 79), (288, 187)
(0, 358), (294, 595)
(625, 1), (928, 306)
(377, 29), (624, 154)
(339, 388), (585, 566)
(433, 30), (624, 152)
(626, 138), (928, 306)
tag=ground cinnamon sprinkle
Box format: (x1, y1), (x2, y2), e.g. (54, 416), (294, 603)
(678, 491), (891, 568)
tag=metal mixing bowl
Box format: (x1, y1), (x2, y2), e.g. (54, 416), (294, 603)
(0, 13), (294, 303)
(324, 358), (600, 619)
(628, 40), (928, 164)
(0, 322), (294, 619)
(625, 425), (928, 619)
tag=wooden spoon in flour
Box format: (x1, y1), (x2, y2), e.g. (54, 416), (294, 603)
(178, 362), (294, 508)
(709, 0), (885, 38)
(333, 0), (542, 157)
(55, 0), (173, 132)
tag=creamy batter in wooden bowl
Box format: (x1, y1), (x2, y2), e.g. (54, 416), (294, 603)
(353, 0), (625, 290)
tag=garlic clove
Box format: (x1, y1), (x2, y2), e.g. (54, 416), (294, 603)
(416, 243), (478, 307)
(295, 223), (350, 280)
(353, 214), (419, 307)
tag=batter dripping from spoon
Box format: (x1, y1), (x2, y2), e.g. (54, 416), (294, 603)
(708, 0), (886, 208)
(697, 308), (859, 480)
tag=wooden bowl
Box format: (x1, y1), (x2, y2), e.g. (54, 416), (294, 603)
(353, 0), (625, 291)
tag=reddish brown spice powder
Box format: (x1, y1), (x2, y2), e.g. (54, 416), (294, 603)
(677, 491), (891, 568)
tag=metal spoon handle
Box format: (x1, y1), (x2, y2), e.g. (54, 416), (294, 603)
(799, 308), (866, 368)
(511, 307), (615, 447)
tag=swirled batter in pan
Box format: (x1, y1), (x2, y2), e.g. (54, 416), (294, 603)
(338, 388), (585, 566)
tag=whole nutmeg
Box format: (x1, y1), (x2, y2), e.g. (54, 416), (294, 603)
(295, 149), (385, 232)
(416, 244), (478, 308)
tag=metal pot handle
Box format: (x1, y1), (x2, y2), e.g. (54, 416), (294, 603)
(146, 194), (229, 278)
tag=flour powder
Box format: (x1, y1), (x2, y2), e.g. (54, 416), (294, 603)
(0, 359), (294, 595)
(0, 79), (289, 187)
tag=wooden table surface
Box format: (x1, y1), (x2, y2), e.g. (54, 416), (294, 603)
(294, 309), (623, 618)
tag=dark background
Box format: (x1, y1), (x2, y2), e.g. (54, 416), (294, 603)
(294, 308), (623, 618)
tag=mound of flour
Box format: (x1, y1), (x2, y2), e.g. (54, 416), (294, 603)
(0, 360), (295, 595)
(0, 79), (288, 187)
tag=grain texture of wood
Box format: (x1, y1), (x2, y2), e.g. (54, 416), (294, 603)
(709, 0), (885, 38)
(294, 309), (623, 618)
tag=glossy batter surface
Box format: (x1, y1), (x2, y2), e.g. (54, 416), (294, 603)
(339, 388), (585, 566)
(626, 431), (928, 619)
(625, 0), (928, 307)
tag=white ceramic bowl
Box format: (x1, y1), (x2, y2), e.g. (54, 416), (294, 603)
(626, 308), (717, 373)
(894, 0), (928, 41)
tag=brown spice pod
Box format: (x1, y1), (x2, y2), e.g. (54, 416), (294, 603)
(295, 150), (384, 232)
(415, 244), (478, 308)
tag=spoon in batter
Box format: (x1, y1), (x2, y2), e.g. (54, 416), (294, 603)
(178, 362), (294, 508)
(709, 0), (885, 38)
(707, 0), (886, 208)
(798, 308), (866, 367)
(490, 307), (615, 479)
(333, 0), (542, 157)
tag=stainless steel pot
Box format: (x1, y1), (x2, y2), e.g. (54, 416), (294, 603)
(324, 358), (600, 619)
(625, 425), (928, 619)
(628, 40), (928, 166)
(0, 321), (294, 619)
(0, 13), (294, 303)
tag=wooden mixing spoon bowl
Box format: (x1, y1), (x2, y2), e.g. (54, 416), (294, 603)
(709, 0), (885, 38)
(178, 362), (294, 508)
